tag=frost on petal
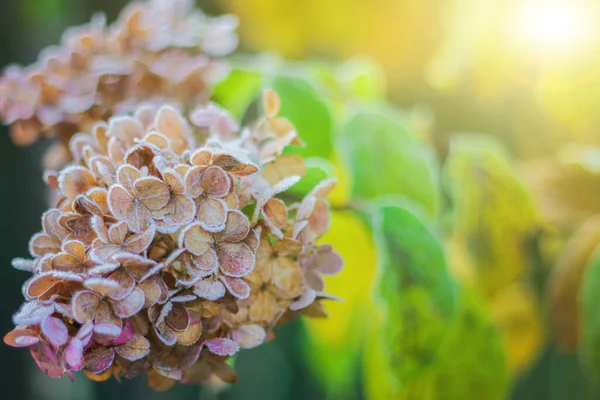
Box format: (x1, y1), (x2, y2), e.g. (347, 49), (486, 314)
(112, 319), (134, 345)
(124, 224), (156, 253)
(65, 338), (84, 370)
(192, 279), (226, 301)
(113, 253), (158, 281)
(184, 166), (204, 198)
(263, 198), (287, 229)
(212, 154), (259, 176)
(220, 276), (250, 300)
(40, 316), (69, 347)
(191, 248), (218, 274)
(107, 184), (134, 220)
(72, 291), (101, 324)
(29, 233), (61, 257)
(195, 197), (227, 231)
(93, 323), (123, 344)
(205, 338), (239, 356)
(217, 242), (255, 277)
(116, 164), (141, 194)
(12, 301), (55, 325)
(84, 347), (116, 374)
(4, 328), (40, 348)
(112, 287), (145, 318)
(153, 323), (177, 347)
(181, 223), (213, 256)
(202, 166), (230, 197)
(231, 324), (266, 349)
(214, 210), (250, 243)
(107, 268), (136, 300)
(135, 177), (170, 210)
(115, 333), (150, 361)
(85, 277), (120, 297)
(58, 166), (96, 199)
(12, 257), (34, 272)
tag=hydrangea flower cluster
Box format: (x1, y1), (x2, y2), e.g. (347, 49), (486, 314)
(0, 0), (237, 167)
(3, 91), (343, 390)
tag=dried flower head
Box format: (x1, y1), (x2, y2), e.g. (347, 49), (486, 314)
(4, 90), (342, 390)
(0, 0), (237, 168)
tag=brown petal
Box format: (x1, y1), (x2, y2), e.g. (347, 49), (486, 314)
(3, 328), (40, 348)
(155, 105), (188, 142)
(174, 322), (202, 346)
(212, 154), (259, 176)
(135, 177), (170, 210)
(108, 221), (128, 245)
(165, 303), (190, 332)
(95, 301), (122, 327)
(217, 242), (255, 277)
(221, 276), (250, 299)
(250, 291), (281, 322)
(153, 322), (177, 347)
(28, 271), (82, 298)
(114, 253), (158, 282)
(262, 154), (306, 185)
(195, 197), (227, 231)
(112, 287), (145, 318)
(139, 278), (161, 308)
(59, 166), (96, 199)
(272, 257), (304, 298)
(162, 194), (196, 226)
(84, 347), (116, 374)
(202, 166), (230, 197)
(107, 184), (134, 221)
(109, 116), (144, 145)
(29, 233), (61, 257)
(214, 210), (250, 243)
(264, 198), (287, 229)
(115, 333), (150, 361)
(162, 169), (185, 194)
(124, 224), (155, 253)
(181, 223), (213, 256)
(116, 164), (141, 193)
(87, 188), (110, 215)
(51, 253), (81, 272)
(192, 279), (226, 301)
(72, 290), (102, 324)
(184, 166), (204, 198)
(107, 268), (136, 300)
(147, 368), (176, 392)
(192, 248), (218, 274)
(85, 277), (120, 297)
(190, 149), (211, 167)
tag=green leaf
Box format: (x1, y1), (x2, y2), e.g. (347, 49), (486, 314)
(366, 203), (456, 397)
(213, 68), (263, 119)
(579, 248), (600, 381)
(273, 75), (334, 159)
(342, 112), (439, 215)
(432, 288), (508, 400)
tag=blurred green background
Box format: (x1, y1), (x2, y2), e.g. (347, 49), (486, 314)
(4, 0), (600, 399)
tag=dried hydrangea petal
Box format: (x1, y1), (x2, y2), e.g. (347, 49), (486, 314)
(3, 328), (40, 348)
(111, 287), (145, 318)
(216, 242), (254, 277)
(40, 316), (69, 347)
(204, 337), (239, 356)
(84, 347), (116, 374)
(115, 333), (150, 361)
(231, 324), (266, 349)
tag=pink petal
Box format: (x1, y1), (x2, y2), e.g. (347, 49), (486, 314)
(40, 316), (69, 347)
(205, 338), (239, 356)
(84, 347), (116, 374)
(220, 276), (250, 300)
